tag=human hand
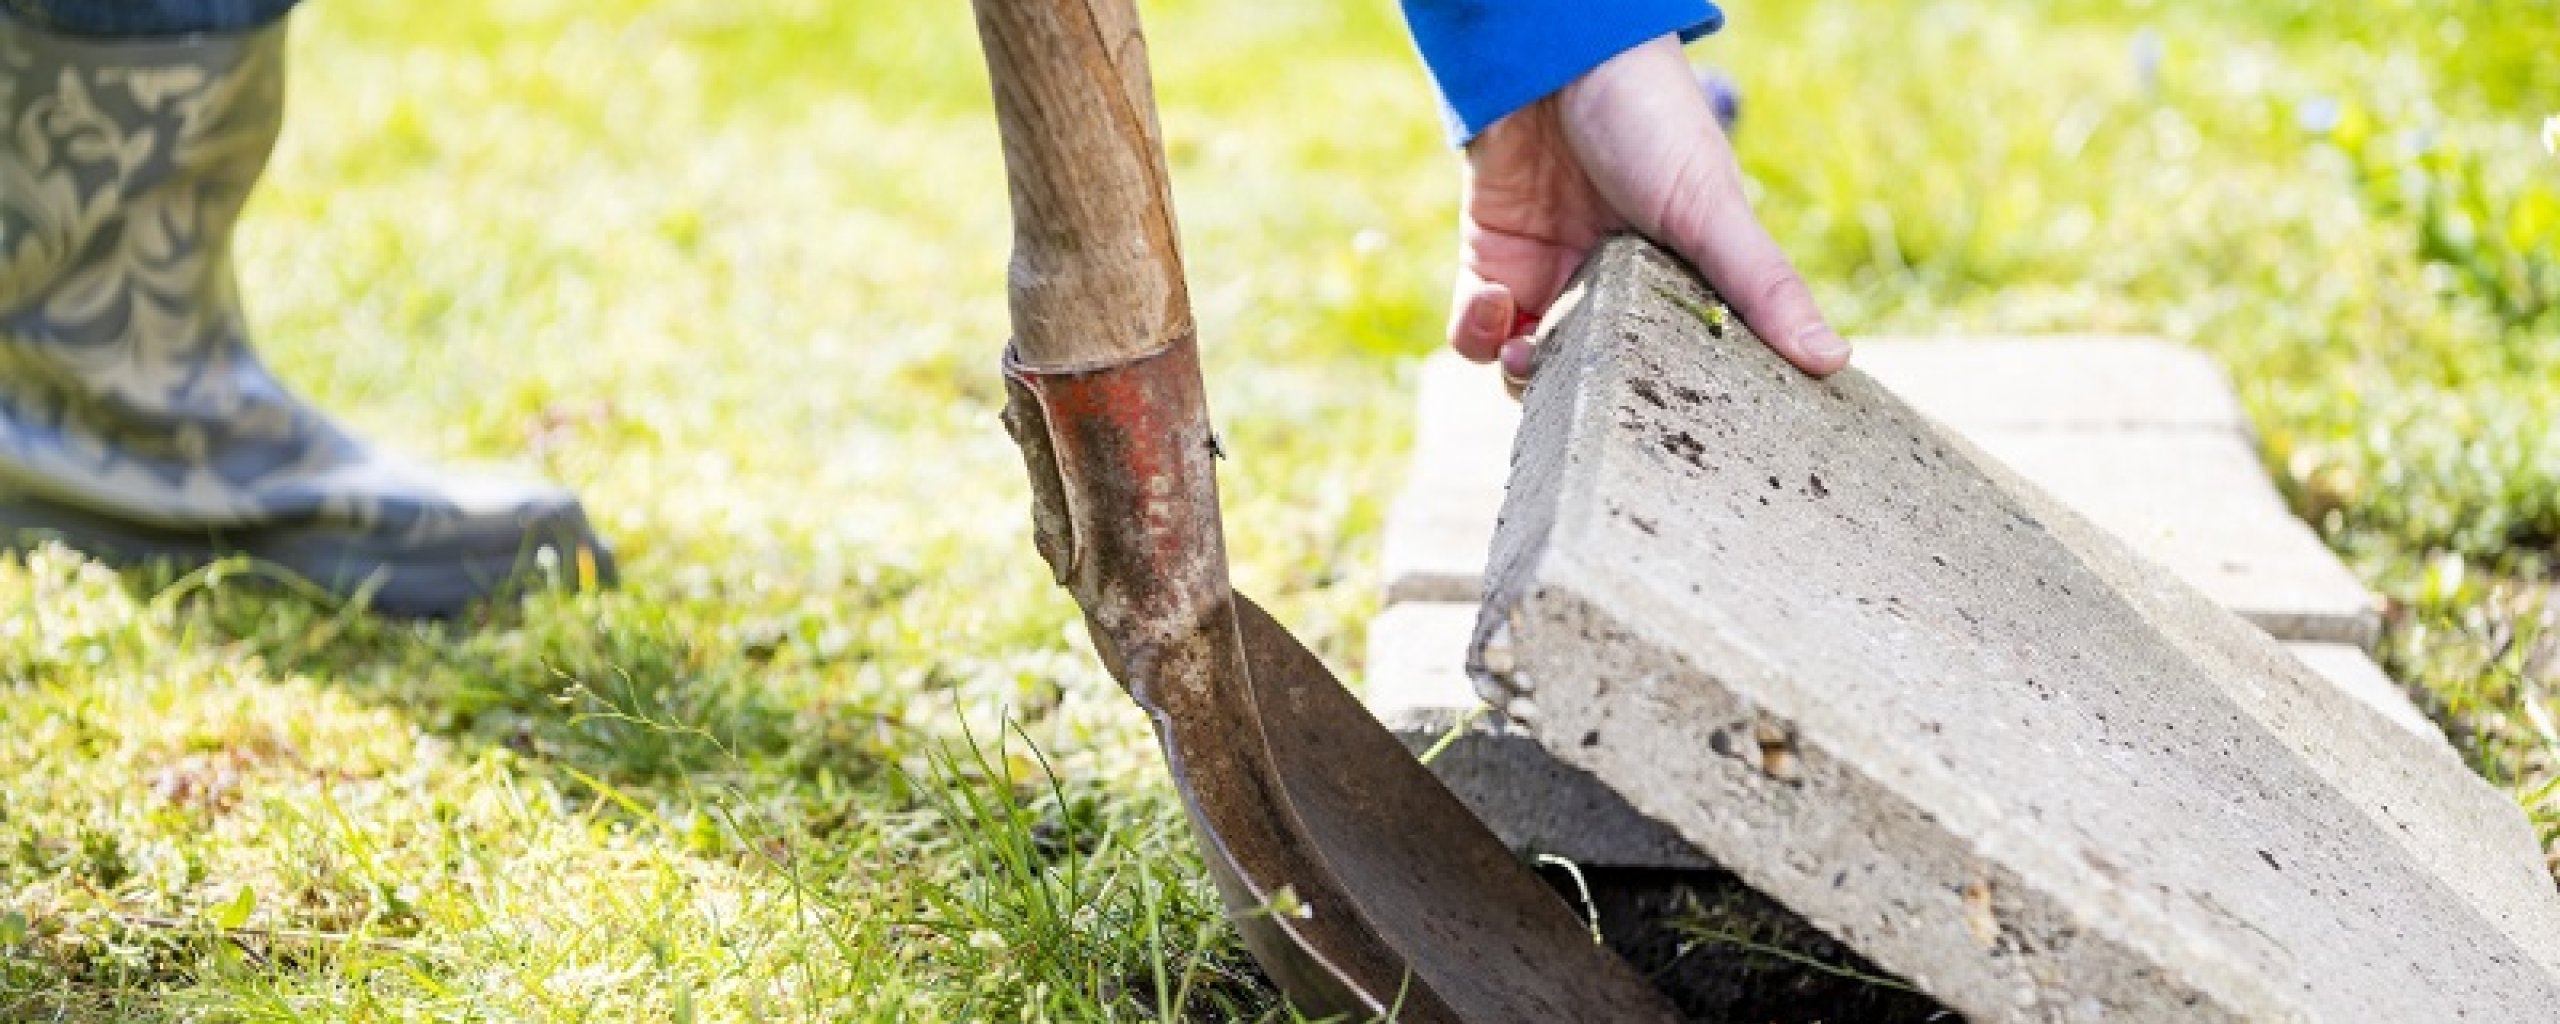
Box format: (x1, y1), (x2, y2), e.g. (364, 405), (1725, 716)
(1444, 35), (1847, 381)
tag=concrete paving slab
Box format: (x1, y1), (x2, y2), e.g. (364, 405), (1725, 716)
(1848, 336), (2251, 434)
(1380, 344), (2377, 647)
(1367, 602), (1716, 869)
(1363, 601), (1484, 731)
(2285, 642), (2440, 745)
(1368, 604), (2448, 870)
(1380, 352), (1523, 605)
(1961, 431), (2379, 648)
(1465, 235), (2560, 1021)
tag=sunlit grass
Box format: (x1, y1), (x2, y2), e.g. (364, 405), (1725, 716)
(4, 0), (2555, 1017)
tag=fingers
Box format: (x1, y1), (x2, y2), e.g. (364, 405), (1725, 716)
(1447, 231), (1590, 364)
(1449, 96), (1616, 366)
(1675, 176), (1852, 375)
(1448, 220), (1593, 363)
(1447, 270), (1516, 363)
(1499, 334), (1537, 382)
(1560, 37), (1850, 377)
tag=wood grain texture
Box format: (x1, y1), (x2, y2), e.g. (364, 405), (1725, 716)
(971, 0), (1191, 368)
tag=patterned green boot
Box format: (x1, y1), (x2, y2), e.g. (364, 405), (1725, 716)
(0, 16), (615, 615)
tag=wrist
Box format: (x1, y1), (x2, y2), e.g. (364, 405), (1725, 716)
(1558, 35), (1682, 128)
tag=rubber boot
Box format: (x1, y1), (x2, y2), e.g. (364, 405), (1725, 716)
(0, 15), (614, 615)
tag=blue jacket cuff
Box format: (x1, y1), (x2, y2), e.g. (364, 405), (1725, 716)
(1401, 0), (1725, 145)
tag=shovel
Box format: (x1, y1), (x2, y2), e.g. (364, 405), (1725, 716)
(968, 2), (1682, 1020)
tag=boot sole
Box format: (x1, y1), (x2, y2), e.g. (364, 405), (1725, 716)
(0, 492), (617, 617)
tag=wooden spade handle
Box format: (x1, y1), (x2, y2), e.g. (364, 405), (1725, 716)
(971, 0), (1192, 368)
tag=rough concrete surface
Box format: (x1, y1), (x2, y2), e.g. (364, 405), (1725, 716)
(1372, 601), (2439, 870)
(1380, 340), (2378, 647)
(1470, 235), (2560, 1022)
(1959, 430), (2378, 648)
(2286, 642), (2440, 744)
(1370, 602), (1715, 870)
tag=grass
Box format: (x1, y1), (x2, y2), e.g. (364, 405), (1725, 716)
(2, 0), (2554, 1018)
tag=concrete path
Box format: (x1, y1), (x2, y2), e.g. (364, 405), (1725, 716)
(1384, 235), (2560, 1021)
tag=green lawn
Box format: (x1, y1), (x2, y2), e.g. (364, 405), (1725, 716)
(3, 0), (2554, 1019)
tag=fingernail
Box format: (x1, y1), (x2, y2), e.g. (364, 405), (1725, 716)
(1797, 325), (1851, 363)
(1500, 336), (1538, 380)
(1470, 297), (1508, 339)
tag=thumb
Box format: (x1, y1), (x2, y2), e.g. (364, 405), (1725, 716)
(1662, 159), (1850, 376)
(1560, 38), (1849, 376)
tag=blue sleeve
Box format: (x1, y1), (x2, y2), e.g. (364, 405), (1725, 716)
(1400, 1), (1724, 145)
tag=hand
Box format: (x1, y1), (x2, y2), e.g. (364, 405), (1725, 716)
(1445, 35), (1848, 380)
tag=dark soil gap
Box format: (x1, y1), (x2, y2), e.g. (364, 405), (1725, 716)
(1539, 865), (1957, 1023)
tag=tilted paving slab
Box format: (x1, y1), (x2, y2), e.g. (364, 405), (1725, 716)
(1372, 327), (2390, 871)
(1958, 431), (2377, 648)
(1463, 235), (2560, 1021)
(1372, 599), (2445, 868)
(1379, 341), (2379, 647)
(1366, 601), (1718, 869)
(2284, 642), (2439, 742)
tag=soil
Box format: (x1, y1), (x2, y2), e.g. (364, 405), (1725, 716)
(1544, 865), (1958, 1024)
